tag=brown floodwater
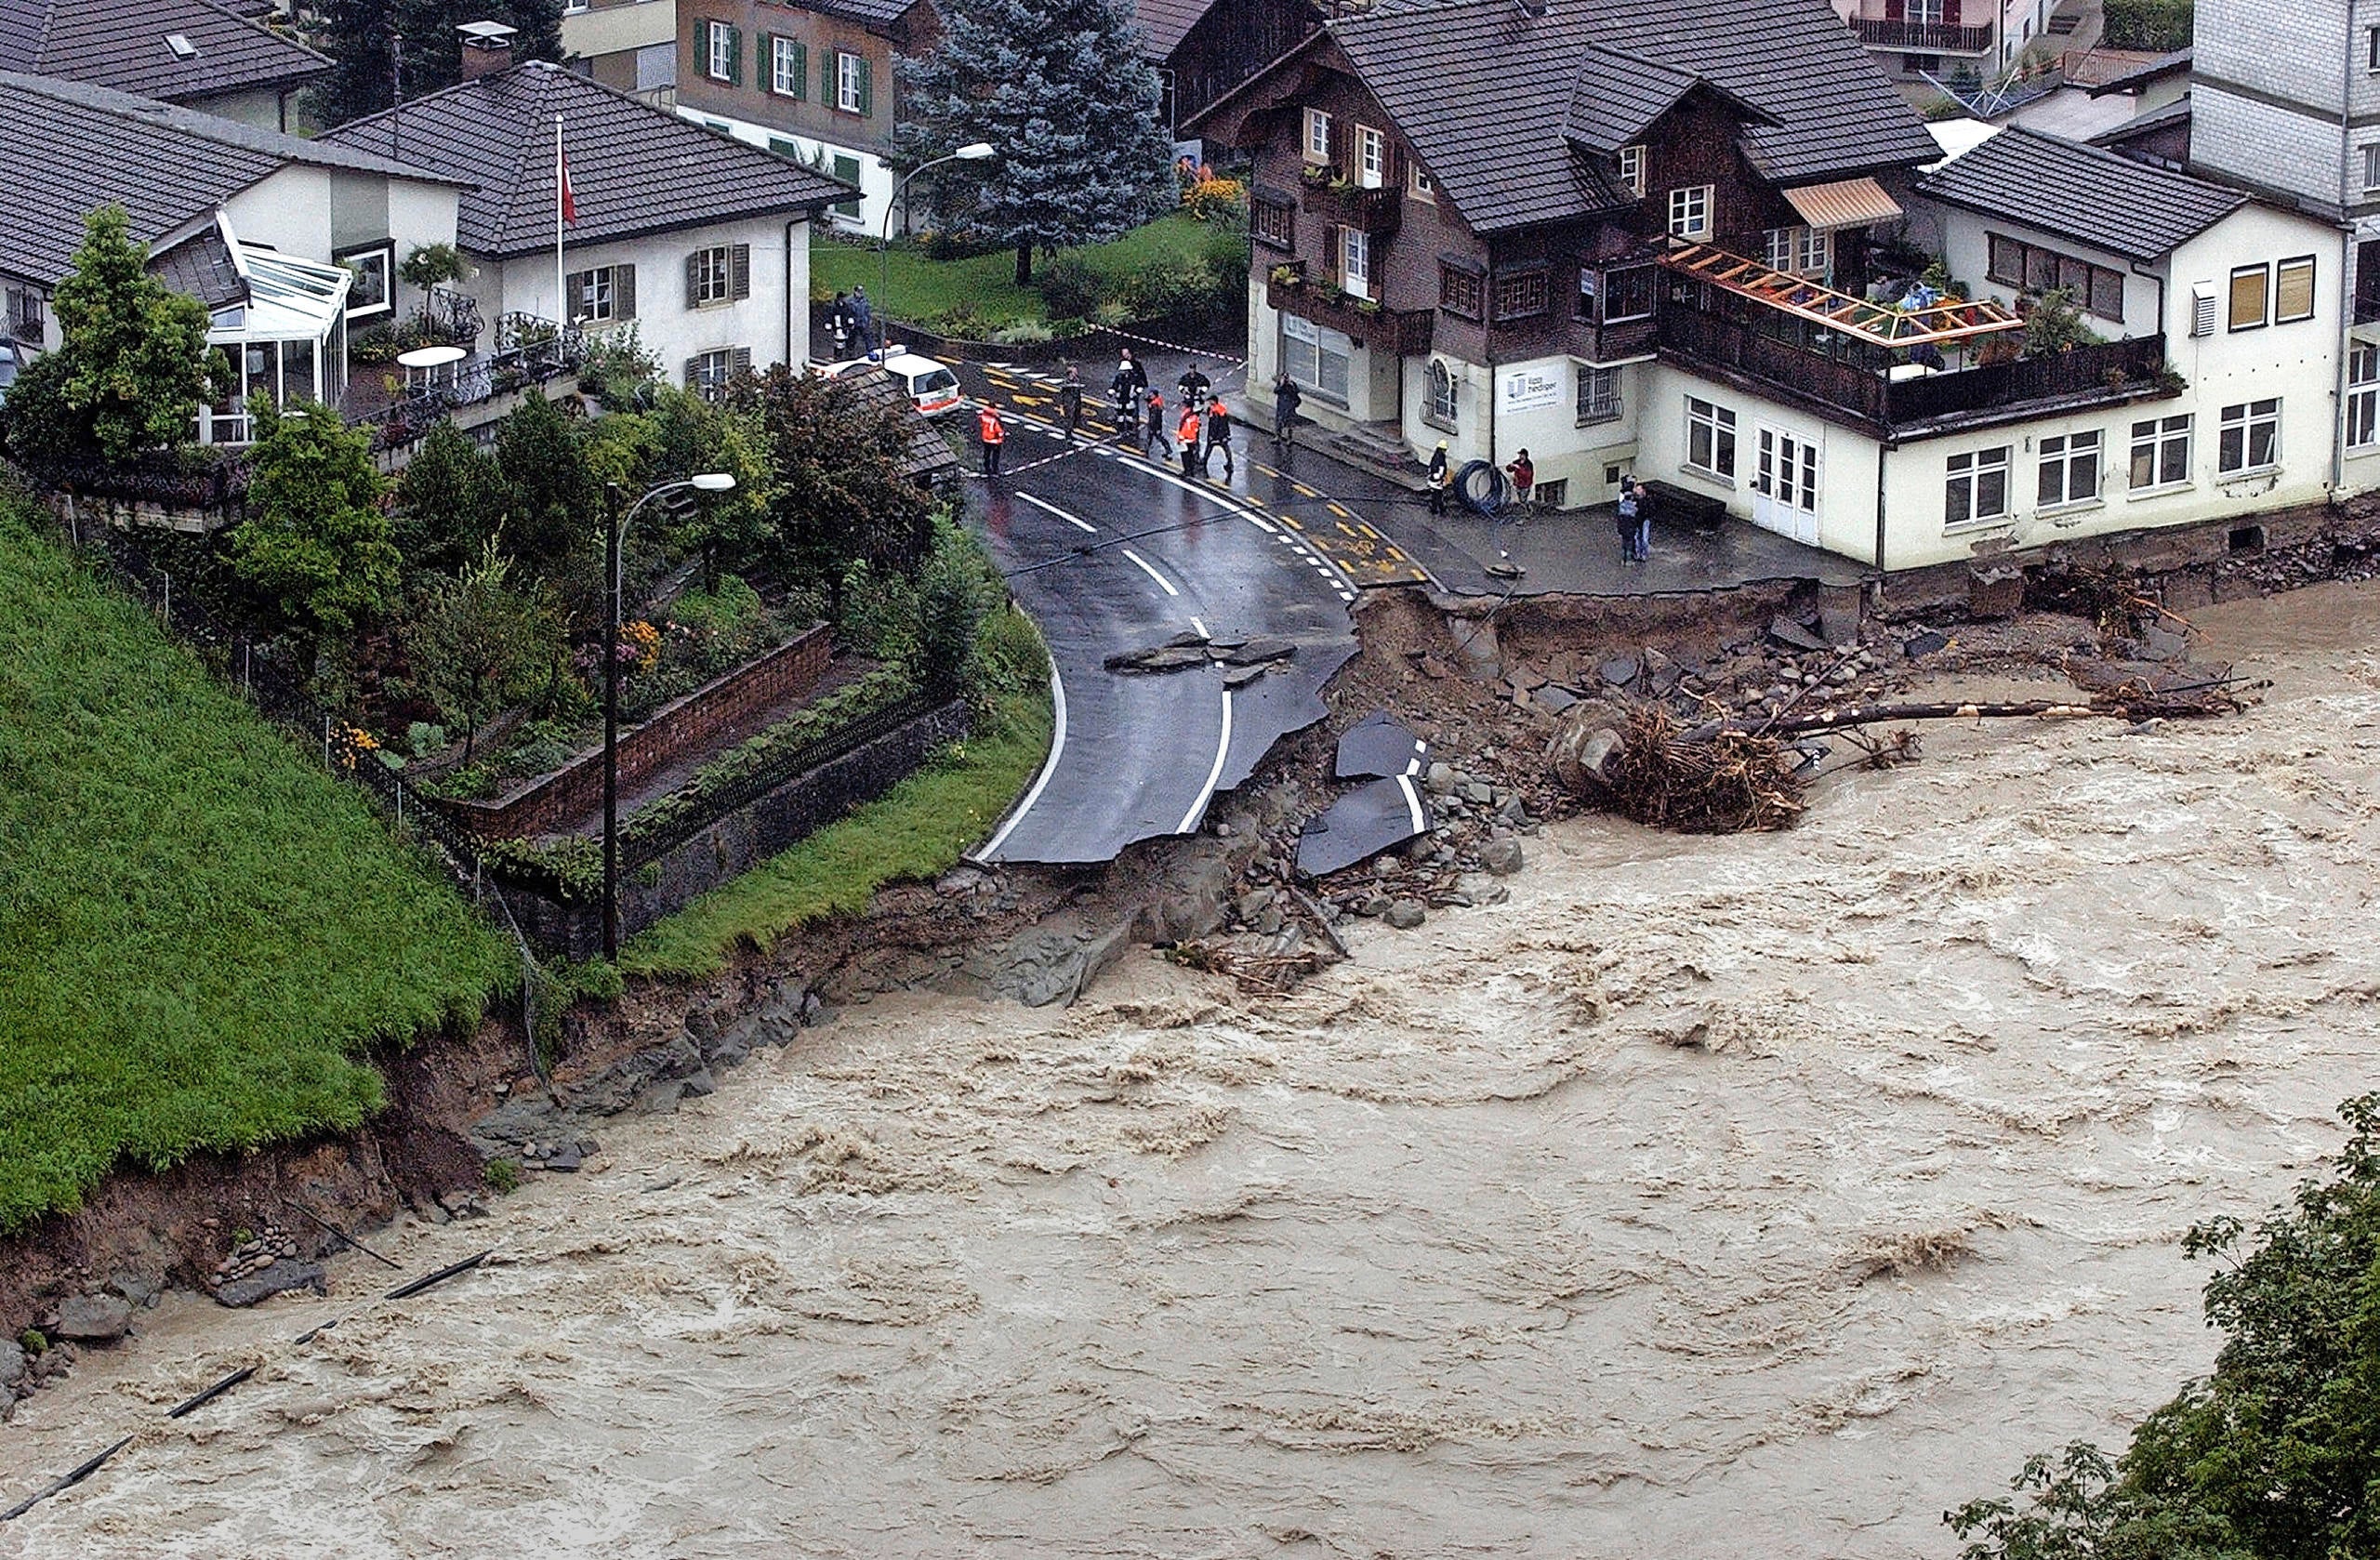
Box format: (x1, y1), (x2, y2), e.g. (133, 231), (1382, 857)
(6, 583), (2380, 1559)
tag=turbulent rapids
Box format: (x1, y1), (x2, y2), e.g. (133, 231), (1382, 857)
(6, 583), (2380, 1559)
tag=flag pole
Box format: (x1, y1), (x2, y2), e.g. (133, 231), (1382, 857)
(554, 112), (565, 332)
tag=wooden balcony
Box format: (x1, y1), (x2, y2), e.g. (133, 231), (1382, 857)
(1298, 177), (1403, 236)
(1850, 16), (1994, 52)
(1658, 307), (2176, 432)
(1266, 272), (1433, 354)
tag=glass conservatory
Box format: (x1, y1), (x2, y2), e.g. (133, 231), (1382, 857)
(197, 238), (353, 445)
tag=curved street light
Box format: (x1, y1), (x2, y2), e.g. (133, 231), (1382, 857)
(877, 141), (998, 350)
(602, 473), (737, 960)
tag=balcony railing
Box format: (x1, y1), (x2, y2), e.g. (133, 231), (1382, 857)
(1658, 307), (2175, 430)
(1266, 271), (1433, 354)
(1299, 177), (1403, 236)
(1850, 16), (1994, 52)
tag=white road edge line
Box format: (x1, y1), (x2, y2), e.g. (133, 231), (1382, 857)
(1119, 548), (1181, 597)
(971, 666), (1068, 862)
(1015, 491), (1099, 535)
(1395, 773), (1426, 837)
(1190, 615), (1208, 638)
(1173, 681), (1234, 836)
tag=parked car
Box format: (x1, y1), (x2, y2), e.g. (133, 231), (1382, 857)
(813, 347), (964, 419)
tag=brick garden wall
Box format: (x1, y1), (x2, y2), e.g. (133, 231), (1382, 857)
(438, 624), (832, 840)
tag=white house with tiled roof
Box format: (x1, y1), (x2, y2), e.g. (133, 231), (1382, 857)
(324, 47), (848, 390)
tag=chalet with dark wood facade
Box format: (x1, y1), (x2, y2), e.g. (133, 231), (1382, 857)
(1136, 0), (1321, 139)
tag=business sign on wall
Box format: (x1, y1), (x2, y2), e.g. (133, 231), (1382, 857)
(1499, 366), (1562, 413)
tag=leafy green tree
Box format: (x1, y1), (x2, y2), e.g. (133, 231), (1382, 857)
(310, 0), (564, 126)
(46, 205), (225, 461)
(493, 391), (601, 582)
(646, 386), (774, 591)
(735, 367), (933, 618)
(908, 513), (994, 696)
(1949, 1092), (2380, 1560)
(408, 539), (553, 762)
(229, 402), (401, 648)
(892, 0), (1173, 285)
(394, 419), (505, 577)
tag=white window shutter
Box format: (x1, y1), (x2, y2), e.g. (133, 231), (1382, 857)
(2190, 282), (2217, 337)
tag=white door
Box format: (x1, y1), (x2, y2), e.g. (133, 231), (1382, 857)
(1751, 426), (1820, 546)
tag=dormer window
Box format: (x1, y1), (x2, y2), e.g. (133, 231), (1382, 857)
(1303, 108), (1332, 164)
(1618, 144), (1644, 197)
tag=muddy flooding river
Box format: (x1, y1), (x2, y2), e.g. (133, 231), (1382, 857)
(7, 584), (2380, 1558)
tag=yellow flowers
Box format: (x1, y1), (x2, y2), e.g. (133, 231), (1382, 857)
(335, 724), (378, 771)
(622, 619), (660, 671)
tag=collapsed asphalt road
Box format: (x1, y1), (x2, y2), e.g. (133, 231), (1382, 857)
(964, 399), (1359, 866)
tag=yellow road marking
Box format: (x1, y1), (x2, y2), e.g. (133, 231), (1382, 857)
(1357, 522), (1382, 538)
(1291, 483), (1319, 498)
(1281, 515), (1302, 530)
(1327, 502), (1351, 518)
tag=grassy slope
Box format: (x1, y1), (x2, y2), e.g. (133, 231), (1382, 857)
(0, 500), (511, 1232)
(621, 661), (1053, 982)
(811, 213), (1217, 325)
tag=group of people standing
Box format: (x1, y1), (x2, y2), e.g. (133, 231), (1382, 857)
(1101, 350), (1237, 481)
(822, 285), (876, 362)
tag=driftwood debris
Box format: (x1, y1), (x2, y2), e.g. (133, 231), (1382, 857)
(1555, 659), (2265, 835)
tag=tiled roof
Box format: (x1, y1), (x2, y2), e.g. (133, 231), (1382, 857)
(323, 62), (850, 259)
(838, 365), (961, 482)
(1132, 0), (1215, 59)
(2086, 93), (2189, 149)
(0, 71), (460, 286)
(151, 227), (245, 305)
(1561, 42), (1770, 153)
(1915, 123), (2243, 262)
(1322, 0), (1941, 232)
(0, 0), (327, 104)
(810, 0), (927, 25)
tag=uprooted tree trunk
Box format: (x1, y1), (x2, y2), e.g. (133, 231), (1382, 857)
(1554, 663), (2267, 835)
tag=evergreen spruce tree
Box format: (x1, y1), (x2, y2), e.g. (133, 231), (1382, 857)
(310, 0), (563, 126)
(893, 0), (1173, 285)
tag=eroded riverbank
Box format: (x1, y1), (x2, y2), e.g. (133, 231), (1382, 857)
(5, 582), (2378, 1558)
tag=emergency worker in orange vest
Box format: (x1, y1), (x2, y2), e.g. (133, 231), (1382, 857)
(977, 403), (1008, 477)
(1177, 400), (1203, 478)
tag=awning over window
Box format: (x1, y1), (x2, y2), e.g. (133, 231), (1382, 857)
(1783, 176), (1904, 232)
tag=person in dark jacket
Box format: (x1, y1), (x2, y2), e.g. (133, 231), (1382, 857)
(1272, 373), (1302, 453)
(1177, 400), (1204, 477)
(851, 284), (875, 354)
(1144, 387), (1170, 456)
(1426, 441), (1451, 515)
(1111, 351), (1147, 442)
(1629, 479), (1654, 562)
(1177, 362), (1211, 410)
(1504, 448), (1536, 516)
(1057, 363), (1084, 443)
(1616, 477), (1641, 564)
(1205, 401), (1235, 478)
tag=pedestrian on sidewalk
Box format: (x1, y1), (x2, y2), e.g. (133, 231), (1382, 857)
(1177, 399), (1205, 478)
(1629, 479), (1654, 562)
(977, 402), (1008, 477)
(852, 284), (876, 355)
(1058, 363), (1084, 443)
(1503, 448), (1535, 518)
(1615, 478), (1640, 565)
(1272, 373), (1302, 454)
(1205, 400), (1235, 479)
(1144, 387), (1170, 456)
(1426, 440), (1451, 515)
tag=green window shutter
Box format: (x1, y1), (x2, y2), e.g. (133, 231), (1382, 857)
(684, 355), (702, 388)
(856, 58), (872, 118)
(615, 264), (636, 321)
(820, 48), (832, 104)
(790, 40), (806, 99)
(727, 27), (742, 86)
(730, 243), (751, 300)
(729, 346), (752, 379)
(685, 251), (703, 308)
(758, 32), (773, 89)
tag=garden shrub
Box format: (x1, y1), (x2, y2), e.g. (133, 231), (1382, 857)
(1035, 251), (1106, 322)
(2102, 0), (2190, 50)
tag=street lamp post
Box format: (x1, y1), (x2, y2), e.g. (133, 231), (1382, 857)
(602, 472), (736, 961)
(878, 141), (997, 346)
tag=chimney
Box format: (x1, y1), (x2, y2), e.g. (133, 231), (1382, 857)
(456, 20), (518, 79)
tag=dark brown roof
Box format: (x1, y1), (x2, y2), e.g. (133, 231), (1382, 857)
(1211, 0), (1939, 233)
(1132, 0), (1215, 58)
(151, 227), (244, 305)
(840, 365), (960, 483)
(0, 0), (326, 104)
(1915, 124), (2243, 262)
(323, 62), (849, 259)
(0, 70), (461, 287)
(808, 0), (930, 25)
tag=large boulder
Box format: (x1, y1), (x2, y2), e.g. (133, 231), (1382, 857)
(53, 1293), (131, 1342)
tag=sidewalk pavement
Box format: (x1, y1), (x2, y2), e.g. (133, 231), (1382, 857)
(1006, 337), (1870, 600)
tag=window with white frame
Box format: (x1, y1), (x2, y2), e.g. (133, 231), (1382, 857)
(704, 20), (734, 82)
(2129, 414), (2192, 489)
(1754, 427), (1819, 511)
(1668, 184), (1712, 240)
(1907, 0), (1942, 21)
(567, 263), (635, 324)
(1618, 144), (1645, 197)
(1601, 264), (1656, 323)
(2036, 430), (2100, 509)
(2218, 399), (2281, 474)
(770, 34), (805, 97)
(1341, 227), (1370, 293)
(2369, 23), (2380, 71)
(1945, 446), (2010, 525)
(2364, 143), (2380, 192)
(2352, 344), (2380, 450)
(687, 244), (748, 307)
(1355, 125), (1385, 189)
(1763, 225), (1831, 278)
(685, 347), (747, 400)
(1409, 162), (1435, 200)
(1423, 359), (1458, 430)
(1303, 108), (1331, 163)
(1685, 395), (1736, 480)
(1576, 364), (1620, 426)
(835, 49), (866, 113)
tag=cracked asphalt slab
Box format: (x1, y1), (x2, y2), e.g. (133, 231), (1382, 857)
(961, 383), (1358, 866)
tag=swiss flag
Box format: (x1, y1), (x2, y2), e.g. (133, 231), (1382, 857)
(561, 152), (578, 226)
